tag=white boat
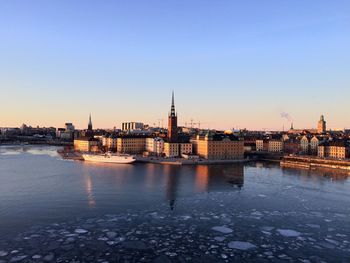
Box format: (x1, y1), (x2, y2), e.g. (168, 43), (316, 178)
(82, 152), (136, 164)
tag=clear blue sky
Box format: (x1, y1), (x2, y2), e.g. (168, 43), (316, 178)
(1, 0), (349, 130)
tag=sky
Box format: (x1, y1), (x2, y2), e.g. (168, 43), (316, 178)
(0, 0), (349, 130)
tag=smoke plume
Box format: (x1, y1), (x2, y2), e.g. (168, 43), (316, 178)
(280, 112), (293, 122)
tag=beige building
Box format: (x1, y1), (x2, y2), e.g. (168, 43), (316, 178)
(268, 139), (283, 152)
(164, 142), (180, 158)
(180, 143), (192, 155)
(256, 139), (268, 151)
(318, 141), (349, 159)
(146, 137), (164, 156)
(102, 135), (118, 152)
(74, 138), (100, 152)
(192, 133), (244, 160)
(117, 137), (146, 154)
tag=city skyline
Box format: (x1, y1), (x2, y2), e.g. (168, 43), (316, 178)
(1, 1), (350, 129)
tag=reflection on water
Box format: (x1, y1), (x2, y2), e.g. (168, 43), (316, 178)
(163, 165), (244, 210)
(251, 161), (350, 182)
(84, 173), (96, 208)
(1, 146), (350, 238)
(282, 166), (350, 182)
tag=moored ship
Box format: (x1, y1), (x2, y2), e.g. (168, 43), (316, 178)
(82, 153), (136, 164)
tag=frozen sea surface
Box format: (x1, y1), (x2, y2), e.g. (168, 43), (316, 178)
(0, 146), (350, 262)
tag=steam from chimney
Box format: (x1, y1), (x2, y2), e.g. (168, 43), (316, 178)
(280, 112), (293, 122)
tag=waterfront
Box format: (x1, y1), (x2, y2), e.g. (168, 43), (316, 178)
(1, 146), (350, 262)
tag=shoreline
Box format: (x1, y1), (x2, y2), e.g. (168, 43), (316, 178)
(281, 155), (350, 173)
(58, 150), (248, 165)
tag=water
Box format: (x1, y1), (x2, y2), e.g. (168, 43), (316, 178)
(0, 146), (350, 262)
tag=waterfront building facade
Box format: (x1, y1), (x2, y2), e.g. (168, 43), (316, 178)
(300, 135), (310, 154)
(146, 137), (165, 156)
(164, 142), (180, 158)
(256, 139), (268, 151)
(310, 136), (322, 156)
(318, 140), (349, 159)
(74, 137), (99, 152)
(268, 139), (284, 153)
(117, 137), (146, 154)
(192, 133), (244, 160)
(284, 139), (301, 154)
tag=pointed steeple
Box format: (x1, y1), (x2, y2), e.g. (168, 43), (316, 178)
(88, 113), (93, 131)
(290, 122), (294, 130)
(170, 91), (176, 117)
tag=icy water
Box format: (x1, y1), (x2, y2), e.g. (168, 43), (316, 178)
(0, 146), (350, 262)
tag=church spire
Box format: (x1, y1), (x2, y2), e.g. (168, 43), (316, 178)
(88, 113), (93, 131)
(170, 91), (176, 117)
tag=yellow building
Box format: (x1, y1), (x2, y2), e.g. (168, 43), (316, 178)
(117, 136), (146, 154)
(74, 137), (100, 152)
(192, 133), (244, 160)
(164, 142), (179, 158)
(318, 141), (348, 159)
(268, 139), (284, 152)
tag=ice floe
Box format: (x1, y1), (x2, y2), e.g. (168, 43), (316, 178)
(211, 226), (233, 234)
(277, 229), (301, 237)
(228, 241), (257, 250)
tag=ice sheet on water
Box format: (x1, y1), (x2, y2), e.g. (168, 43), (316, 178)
(74, 228), (88, 234)
(228, 241), (257, 250)
(277, 229), (301, 237)
(211, 226), (233, 234)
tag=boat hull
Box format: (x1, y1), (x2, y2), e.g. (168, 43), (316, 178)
(82, 154), (136, 164)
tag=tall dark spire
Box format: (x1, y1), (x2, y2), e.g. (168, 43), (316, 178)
(88, 113), (93, 131)
(168, 91), (178, 142)
(170, 91), (176, 117)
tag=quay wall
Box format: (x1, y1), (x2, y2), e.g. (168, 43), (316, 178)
(281, 156), (350, 171)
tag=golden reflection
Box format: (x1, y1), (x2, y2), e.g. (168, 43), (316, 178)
(145, 164), (156, 190)
(83, 171), (96, 208)
(195, 165), (209, 193)
(164, 165), (180, 210)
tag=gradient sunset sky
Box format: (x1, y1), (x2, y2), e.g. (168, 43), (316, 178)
(1, 0), (349, 130)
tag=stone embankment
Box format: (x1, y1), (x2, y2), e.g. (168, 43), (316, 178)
(281, 156), (350, 172)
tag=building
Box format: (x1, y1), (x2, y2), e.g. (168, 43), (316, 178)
(65, 123), (75, 131)
(74, 137), (100, 152)
(146, 137), (164, 156)
(284, 139), (301, 154)
(192, 132), (244, 160)
(310, 136), (323, 155)
(168, 91), (178, 143)
(122, 122), (144, 131)
(117, 136), (146, 154)
(164, 142), (180, 158)
(101, 134), (118, 152)
(56, 128), (73, 140)
(318, 140), (349, 159)
(180, 143), (192, 155)
(317, 115), (326, 134)
(300, 135), (310, 154)
(256, 139), (268, 152)
(268, 139), (283, 153)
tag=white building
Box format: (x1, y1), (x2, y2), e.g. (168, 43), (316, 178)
(146, 137), (164, 156)
(122, 122), (144, 131)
